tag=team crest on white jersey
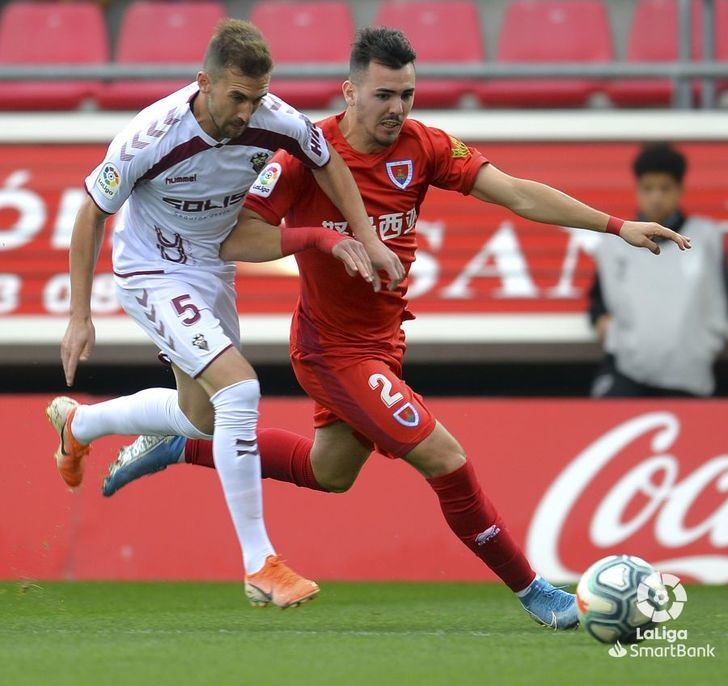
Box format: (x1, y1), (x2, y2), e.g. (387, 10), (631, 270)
(386, 160), (413, 190)
(192, 333), (209, 351)
(250, 151), (270, 173)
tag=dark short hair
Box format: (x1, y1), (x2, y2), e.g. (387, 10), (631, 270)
(203, 19), (272, 81)
(349, 27), (417, 79)
(633, 143), (687, 183)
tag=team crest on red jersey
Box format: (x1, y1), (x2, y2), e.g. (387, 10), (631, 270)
(393, 402), (420, 427)
(386, 160), (413, 190)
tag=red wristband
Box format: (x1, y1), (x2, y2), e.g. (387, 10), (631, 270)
(280, 226), (346, 256)
(606, 216), (624, 236)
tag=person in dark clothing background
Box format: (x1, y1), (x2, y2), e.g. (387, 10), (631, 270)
(589, 143), (728, 397)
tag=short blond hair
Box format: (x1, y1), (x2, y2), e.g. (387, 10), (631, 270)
(203, 19), (272, 80)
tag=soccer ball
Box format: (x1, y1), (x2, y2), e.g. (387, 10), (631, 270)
(576, 555), (666, 644)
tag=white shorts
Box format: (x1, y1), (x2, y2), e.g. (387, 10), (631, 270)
(115, 270), (240, 378)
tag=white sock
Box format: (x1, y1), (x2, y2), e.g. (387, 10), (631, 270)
(71, 388), (213, 444)
(516, 574), (541, 597)
(210, 379), (274, 574)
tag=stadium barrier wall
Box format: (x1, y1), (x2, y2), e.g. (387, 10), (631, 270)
(1, 112), (727, 363)
(3, 395), (725, 584)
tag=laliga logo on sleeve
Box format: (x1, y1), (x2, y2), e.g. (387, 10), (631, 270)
(636, 572), (687, 622)
(250, 162), (281, 197)
(96, 163), (121, 199)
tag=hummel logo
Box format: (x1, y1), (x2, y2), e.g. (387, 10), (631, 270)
(236, 437), (257, 457)
(165, 174), (197, 185)
(475, 525), (501, 546)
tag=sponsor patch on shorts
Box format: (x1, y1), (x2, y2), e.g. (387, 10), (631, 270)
(95, 163), (121, 199)
(250, 162), (282, 197)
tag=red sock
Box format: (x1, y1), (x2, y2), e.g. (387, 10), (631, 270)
(185, 437), (215, 468)
(427, 461), (536, 592)
(184, 428), (327, 492)
(257, 428), (327, 491)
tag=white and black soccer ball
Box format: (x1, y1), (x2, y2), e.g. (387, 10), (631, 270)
(576, 555), (666, 644)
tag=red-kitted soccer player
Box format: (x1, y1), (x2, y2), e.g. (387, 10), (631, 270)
(103, 28), (690, 627)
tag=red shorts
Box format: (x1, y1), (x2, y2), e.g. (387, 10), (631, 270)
(290, 346), (436, 459)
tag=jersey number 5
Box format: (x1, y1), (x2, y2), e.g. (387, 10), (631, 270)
(171, 294), (202, 326)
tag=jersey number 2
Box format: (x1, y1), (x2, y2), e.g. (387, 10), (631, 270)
(368, 373), (403, 408)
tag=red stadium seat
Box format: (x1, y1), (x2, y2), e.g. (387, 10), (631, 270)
(607, 0), (702, 106)
(716, 1), (728, 98)
(694, 0), (728, 101)
(0, 1), (108, 110)
(96, 1), (226, 110)
(477, 0), (613, 108)
(373, 1), (484, 107)
(250, 1), (354, 109)
(607, 0), (728, 106)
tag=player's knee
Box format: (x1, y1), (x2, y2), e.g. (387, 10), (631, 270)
(317, 472), (357, 493)
(319, 476), (356, 493)
(447, 450), (467, 473)
(428, 449), (466, 478)
(407, 433), (466, 478)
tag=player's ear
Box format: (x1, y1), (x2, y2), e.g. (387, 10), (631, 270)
(197, 71), (212, 94)
(343, 80), (355, 107)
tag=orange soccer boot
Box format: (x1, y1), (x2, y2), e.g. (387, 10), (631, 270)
(45, 396), (90, 488)
(244, 555), (320, 609)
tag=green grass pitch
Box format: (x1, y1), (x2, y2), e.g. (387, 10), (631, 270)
(0, 582), (724, 686)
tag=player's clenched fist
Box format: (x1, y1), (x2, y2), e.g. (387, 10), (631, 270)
(618, 220), (692, 255)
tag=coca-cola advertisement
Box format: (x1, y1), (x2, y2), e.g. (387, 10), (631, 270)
(3, 396), (725, 583)
(527, 409), (728, 585)
(1, 142), (727, 320)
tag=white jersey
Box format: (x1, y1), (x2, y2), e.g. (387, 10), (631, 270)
(85, 83), (330, 280)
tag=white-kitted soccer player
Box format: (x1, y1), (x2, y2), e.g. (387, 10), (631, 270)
(46, 19), (403, 609)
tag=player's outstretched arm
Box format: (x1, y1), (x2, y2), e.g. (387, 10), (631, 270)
(470, 164), (692, 255)
(311, 144), (405, 291)
(221, 209), (375, 280)
(61, 197), (109, 386)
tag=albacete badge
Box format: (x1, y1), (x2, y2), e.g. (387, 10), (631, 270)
(449, 136), (470, 159)
(250, 151), (271, 173)
(386, 160), (414, 189)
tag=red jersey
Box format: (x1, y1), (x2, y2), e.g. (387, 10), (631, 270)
(244, 113), (488, 355)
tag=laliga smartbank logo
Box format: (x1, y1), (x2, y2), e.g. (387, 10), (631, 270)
(608, 573), (716, 659)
